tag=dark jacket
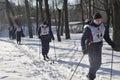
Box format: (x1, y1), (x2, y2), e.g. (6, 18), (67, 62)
(38, 25), (54, 41)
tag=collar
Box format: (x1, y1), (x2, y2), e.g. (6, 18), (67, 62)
(89, 21), (101, 27)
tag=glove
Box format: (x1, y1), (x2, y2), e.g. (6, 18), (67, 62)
(111, 42), (115, 49)
(82, 49), (88, 55)
(38, 36), (41, 39)
(52, 37), (55, 40)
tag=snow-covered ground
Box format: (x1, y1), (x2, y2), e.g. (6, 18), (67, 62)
(0, 27), (120, 80)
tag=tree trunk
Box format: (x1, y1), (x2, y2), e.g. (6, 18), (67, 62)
(104, 0), (111, 29)
(25, 0), (33, 38)
(60, 11), (64, 36)
(53, 0), (61, 41)
(64, 0), (70, 39)
(36, 0), (39, 33)
(57, 8), (61, 42)
(38, 0), (44, 22)
(6, 0), (15, 17)
(88, 0), (92, 18)
(5, 0), (16, 39)
(80, 0), (85, 30)
(17, 2), (25, 37)
(52, 0), (57, 33)
(112, 0), (120, 51)
(44, 0), (51, 28)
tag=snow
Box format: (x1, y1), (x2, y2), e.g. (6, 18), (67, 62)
(69, 21), (81, 25)
(0, 27), (120, 80)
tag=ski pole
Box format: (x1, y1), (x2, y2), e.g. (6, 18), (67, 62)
(53, 40), (57, 61)
(39, 39), (41, 59)
(69, 54), (85, 80)
(110, 49), (114, 80)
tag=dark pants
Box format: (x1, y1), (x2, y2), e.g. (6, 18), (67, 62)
(16, 31), (21, 43)
(9, 31), (13, 39)
(87, 41), (103, 79)
(41, 35), (50, 57)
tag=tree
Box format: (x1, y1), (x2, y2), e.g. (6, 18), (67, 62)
(44, 0), (51, 28)
(64, 0), (70, 39)
(38, 0), (44, 22)
(112, 0), (120, 51)
(36, 0), (39, 33)
(80, 0), (85, 29)
(25, 0), (33, 38)
(16, 1), (25, 37)
(57, 8), (61, 41)
(5, 0), (16, 39)
(60, 10), (64, 36)
(88, 0), (92, 18)
(52, 0), (61, 42)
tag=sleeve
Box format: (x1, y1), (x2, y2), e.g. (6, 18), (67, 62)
(81, 27), (91, 50)
(104, 26), (114, 47)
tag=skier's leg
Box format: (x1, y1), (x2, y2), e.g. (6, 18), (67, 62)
(87, 43), (102, 80)
(19, 33), (21, 44)
(41, 40), (46, 60)
(46, 41), (50, 59)
(43, 40), (49, 59)
(88, 54), (101, 80)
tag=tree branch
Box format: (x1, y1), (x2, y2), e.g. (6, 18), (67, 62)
(91, 4), (105, 11)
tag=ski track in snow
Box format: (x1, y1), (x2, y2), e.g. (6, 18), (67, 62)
(0, 34), (120, 80)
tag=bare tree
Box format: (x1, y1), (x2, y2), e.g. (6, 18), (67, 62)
(5, 0), (16, 39)
(52, 0), (61, 42)
(60, 9), (64, 36)
(64, 0), (70, 39)
(25, 0), (33, 38)
(112, 0), (120, 51)
(36, 0), (39, 33)
(38, 0), (44, 22)
(88, 0), (92, 18)
(57, 8), (61, 41)
(80, 0), (85, 29)
(44, 0), (51, 28)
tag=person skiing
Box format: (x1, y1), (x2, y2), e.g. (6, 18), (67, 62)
(8, 27), (13, 40)
(16, 27), (22, 45)
(38, 21), (54, 60)
(81, 12), (115, 80)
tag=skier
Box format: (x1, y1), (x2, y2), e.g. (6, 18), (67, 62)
(81, 12), (115, 80)
(8, 27), (13, 40)
(38, 21), (54, 60)
(16, 27), (22, 45)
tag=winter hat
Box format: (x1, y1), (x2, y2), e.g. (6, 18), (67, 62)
(93, 12), (102, 19)
(43, 21), (48, 25)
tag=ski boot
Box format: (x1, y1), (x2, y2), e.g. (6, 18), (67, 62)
(87, 74), (95, 80)
(46, 55), (49, 60)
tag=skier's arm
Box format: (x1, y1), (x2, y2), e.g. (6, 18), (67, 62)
(104, 27), (115, 48)
(81, 27), (91, 50)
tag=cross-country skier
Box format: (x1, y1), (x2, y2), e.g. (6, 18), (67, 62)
(8, 27), (13, 40)
(81, 12), (116, 80)
(38, 21), (54, 60)
(16, 27), (22, 45)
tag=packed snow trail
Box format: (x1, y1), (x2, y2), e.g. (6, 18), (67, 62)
(0, 33), (120, 80)
(0, 37), (82, 80)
